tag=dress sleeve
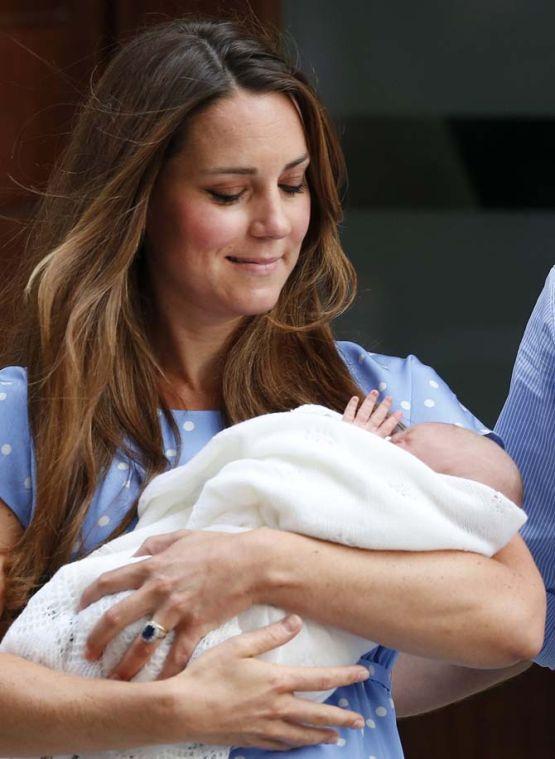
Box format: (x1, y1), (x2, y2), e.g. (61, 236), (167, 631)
(337, 340), (501, 443)
(0, 366), (34, 528)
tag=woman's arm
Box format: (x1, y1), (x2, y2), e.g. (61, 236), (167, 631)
(390, 653), (531, 717)
(0, 501), (370, 755)
(0, 621), (371, 755)
(249, 527), (546, 668)
(88, 525), (545, 681)
(0, 653), (180, 755)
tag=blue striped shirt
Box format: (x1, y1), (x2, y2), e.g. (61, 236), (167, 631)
(495, 266), (555, 668)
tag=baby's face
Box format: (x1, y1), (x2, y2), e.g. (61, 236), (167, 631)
(389, 422), (507, 477)
(389, 422), (522, 504)
(389, 422), (469, 473)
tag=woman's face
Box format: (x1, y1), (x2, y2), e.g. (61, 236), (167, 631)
(145, 89), (312, 328)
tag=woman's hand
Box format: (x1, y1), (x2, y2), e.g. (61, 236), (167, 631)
(164, 614), (370, 751)
(80, 528), (258, 680)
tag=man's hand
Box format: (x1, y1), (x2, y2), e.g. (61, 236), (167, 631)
(342, 390), (403, 437)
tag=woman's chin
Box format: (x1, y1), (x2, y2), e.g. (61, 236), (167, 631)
(228, 291), (282, 317)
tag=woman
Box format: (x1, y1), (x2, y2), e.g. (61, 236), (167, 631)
(0, 19), (545, 758)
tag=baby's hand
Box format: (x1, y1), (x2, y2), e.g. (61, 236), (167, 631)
(342, 391), (403, 437)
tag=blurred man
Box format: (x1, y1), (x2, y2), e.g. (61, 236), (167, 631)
(393, 267), (554, 715)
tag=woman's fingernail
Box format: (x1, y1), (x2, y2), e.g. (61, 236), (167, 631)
(283, 614), (301, 631)
(352, 718), (365, 729)
(326, 734), (339, 744)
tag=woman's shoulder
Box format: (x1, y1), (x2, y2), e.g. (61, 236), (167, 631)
(0, 365), (28, 389)
(0, 365), (30, 422)
(336, 340), (439, 388)
(0, 366), (34, 529)
(335, 340), (493, 434)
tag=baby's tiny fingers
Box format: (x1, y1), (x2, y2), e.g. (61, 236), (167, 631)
(367, 396), (392, 430)
(378, 410), (404, 438)
(342, 396), (359, 423)
(353, 390), (379, 426)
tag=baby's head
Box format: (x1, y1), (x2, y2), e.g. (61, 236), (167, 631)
(390, 423), (523, 505)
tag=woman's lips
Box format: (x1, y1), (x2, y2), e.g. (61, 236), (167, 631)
(226, 256), (281, 274)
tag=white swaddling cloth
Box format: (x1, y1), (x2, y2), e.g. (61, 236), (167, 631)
(0, 405), (526, 759)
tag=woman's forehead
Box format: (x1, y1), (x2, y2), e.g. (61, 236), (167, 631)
(177, 90), (309, 169)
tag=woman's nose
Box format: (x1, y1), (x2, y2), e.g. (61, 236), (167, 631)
(249, 192), (292, 239)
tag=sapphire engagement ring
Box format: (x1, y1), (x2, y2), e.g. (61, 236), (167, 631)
(140, 620), (168, 644)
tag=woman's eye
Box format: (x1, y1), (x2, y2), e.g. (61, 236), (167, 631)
(206, 181), (307, 205)
(280, 181), (307, 195)
(207, 189), (245, 204)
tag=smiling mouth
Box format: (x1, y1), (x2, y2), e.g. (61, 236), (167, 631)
(226, 256), (281, 264)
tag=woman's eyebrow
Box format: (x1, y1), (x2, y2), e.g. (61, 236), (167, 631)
(201, 153), (310, 176)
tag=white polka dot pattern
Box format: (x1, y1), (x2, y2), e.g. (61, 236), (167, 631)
(1, 444), (12, 456)
(98, 515), (110, 527)
(375, 706), (387, 717)
(183, 420), (195, 432)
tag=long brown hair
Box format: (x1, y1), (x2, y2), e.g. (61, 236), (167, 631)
(1, 18), (366, 628)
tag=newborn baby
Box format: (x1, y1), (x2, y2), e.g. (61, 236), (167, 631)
(343, 389), (522, 506)
(0, 392), (526, 759)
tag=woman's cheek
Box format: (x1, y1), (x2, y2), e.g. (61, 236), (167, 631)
(179, 202), (245, 251)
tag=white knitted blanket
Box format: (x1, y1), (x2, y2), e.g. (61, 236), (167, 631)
(0, 405), (526, 759)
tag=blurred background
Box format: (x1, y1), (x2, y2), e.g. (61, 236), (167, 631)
(0, 1), (553, 756)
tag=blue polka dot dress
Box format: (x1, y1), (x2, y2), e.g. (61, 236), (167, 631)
(0, 341), (496, 759)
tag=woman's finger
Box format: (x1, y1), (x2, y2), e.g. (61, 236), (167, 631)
(227, 614), (304, 658)
(158, 626), (204, 680)
(85, 589), (155, 660)
(107, 602), (199, 680)
(107, 629), (167, 681)
(79, 560), (151, 610)
(353, 390), (379, 425)
(280, 694), (364, 730)
(341, 396), (359, 422)
(133, 530), (191, 557)
(282, 663), (369, 693)
(269, 721), (340, 747)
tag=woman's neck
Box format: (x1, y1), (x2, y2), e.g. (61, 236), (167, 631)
(150, 313), (244, 410)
